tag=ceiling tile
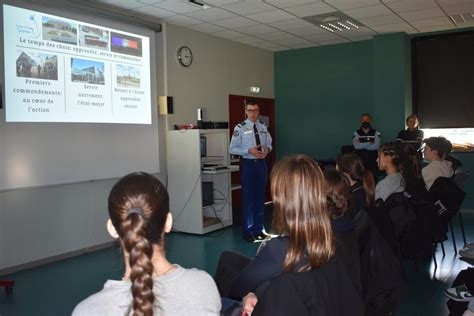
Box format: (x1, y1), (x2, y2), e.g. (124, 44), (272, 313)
(268, 18), (314, 30)
(325, 0), (382, 10)
(222, 1), (275, 15)
(190, 23), (226, 33)
(203, 0), (241, 6)
(301, 32), (342, 41)
(410, 16), (453, 28)
(371, 22), (417, 33)
(131, 5), (177, 17)
(343, 4), (393, 19)
(287, 41), (319, 48)
(154, 1), (203, 13)
(138, 0), (166, 4)
(256, 31), (295, 40)
(287, 26), (329, 36)
(437, 0), (474, 5)
(232, 36), (266, 44)
(349, 35), (375, 42)
(317, 38), (350, 45)
(399, 7), (445, 21)
(440, 3), (474, 15)
(273, 37), (314, 46)
(235, 24), (279, 35)
(384, 0), (439, 13)
(358, 14), (405, 27)
(98, 0), (146, 10)
(164, 15), (203, 26)
(285, 2), (336, 17)
(213, 16), (261, 28)
(247, 10), (296, 23)
(212, 29), (247, 39)
(264, 0), (321, 9)
(248, 41), (289, 50)
(338, 27), (377, 37)
(185, 7), (237, 21)
(416, 24), (458, 33)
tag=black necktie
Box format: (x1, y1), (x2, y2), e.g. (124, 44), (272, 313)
(254, 124), (261, 152)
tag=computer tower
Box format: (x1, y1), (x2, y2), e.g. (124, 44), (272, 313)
(202, 182), (214, 207)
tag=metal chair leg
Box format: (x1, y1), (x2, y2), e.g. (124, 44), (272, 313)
(459, 212), (467, 245)
(433, 251), (437, 269)
(449, 220), (457, 254)
(441, 241), (446, 257)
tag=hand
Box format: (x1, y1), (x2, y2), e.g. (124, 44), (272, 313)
(248, 146), (266, 159)
(262, 146), (270, 158)
(242, 292), (258, 315)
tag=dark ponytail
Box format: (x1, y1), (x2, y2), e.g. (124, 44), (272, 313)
(108, 172), (170, 316)
(337, 153), (375, 207)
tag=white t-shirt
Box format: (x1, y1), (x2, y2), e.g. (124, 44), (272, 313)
(72, 264), (221, 316)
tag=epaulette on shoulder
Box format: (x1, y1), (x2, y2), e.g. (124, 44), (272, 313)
(258, 120), (266, 126)
(240, 120), (247, 126)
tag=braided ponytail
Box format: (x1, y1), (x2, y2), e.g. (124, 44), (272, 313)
(122, 213), (155, 316)
(108, 172), (170, 316)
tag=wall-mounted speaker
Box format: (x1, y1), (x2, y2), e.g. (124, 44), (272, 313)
(158, 96), (173, 115)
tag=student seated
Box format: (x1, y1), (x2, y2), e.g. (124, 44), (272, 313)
(336, 153), (376, 216)
(422, 137), (455, 190)
(229, 155), (337, 314)
(375, 142), (405, 202)
(72, 172), (221, 316)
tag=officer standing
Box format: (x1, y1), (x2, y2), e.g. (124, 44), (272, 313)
(230, 99), (272, 242)
(353, 113), (381, 181)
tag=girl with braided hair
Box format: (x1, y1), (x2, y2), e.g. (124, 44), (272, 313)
(73, 172), (221, 316)
(375, 142), (405, 202)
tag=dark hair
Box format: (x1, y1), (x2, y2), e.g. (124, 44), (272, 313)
(323, 170), (351, 219)
(424, 136), (452, 158)
(397, 143), (425, 195)
(360, 113), (372, 120)
(245, 99), (259, 107)
(406, 114), (419, 126)
(271, 155), (334, 272)
(336, 153), (375, 207)
(380, 142), (425, 196)
(108, 172), (169, 316)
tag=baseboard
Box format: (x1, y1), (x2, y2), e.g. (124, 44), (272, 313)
(0, 241), (117, 276)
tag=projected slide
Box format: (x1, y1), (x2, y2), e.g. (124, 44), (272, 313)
(3, 5), (152, 124)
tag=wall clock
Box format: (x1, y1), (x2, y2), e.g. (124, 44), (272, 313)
(177, 46), (193, 67)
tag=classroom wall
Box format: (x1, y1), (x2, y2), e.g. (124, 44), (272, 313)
(164, 23), (274, 127)
(274, 31), (474, 209)
(0, 22), (274, 273)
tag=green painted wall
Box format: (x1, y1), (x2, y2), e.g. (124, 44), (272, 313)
(275, 40), (374, 160)
(274, 32), (474, 209)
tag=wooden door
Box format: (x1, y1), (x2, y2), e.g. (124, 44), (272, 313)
(228, 94), (276, 209)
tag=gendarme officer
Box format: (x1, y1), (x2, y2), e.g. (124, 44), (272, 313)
(230, 99), (272, 242)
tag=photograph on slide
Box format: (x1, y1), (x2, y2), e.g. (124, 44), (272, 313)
(116, 64), (140, 88)
(16, 49), (58, 80)
(78, 25), (109, 50)
(42, 16), (77, 45)
(71, 58), (105, 85)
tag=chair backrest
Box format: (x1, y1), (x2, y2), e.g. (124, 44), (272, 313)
(454, 170), (471, 190)
(428, 176), (466, 223)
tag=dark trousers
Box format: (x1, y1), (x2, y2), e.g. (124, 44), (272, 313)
(241, 158), (267, 236)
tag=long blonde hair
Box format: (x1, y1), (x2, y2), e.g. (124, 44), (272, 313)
(271, 155), (335, 272)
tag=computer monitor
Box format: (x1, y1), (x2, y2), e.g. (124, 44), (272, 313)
(200, 136), (207, 157)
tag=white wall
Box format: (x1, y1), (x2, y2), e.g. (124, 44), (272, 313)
(0, 21), (274, 274)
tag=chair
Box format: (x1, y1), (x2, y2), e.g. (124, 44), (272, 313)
(429, 175), (467, 254)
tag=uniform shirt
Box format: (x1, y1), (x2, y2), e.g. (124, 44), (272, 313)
(72, 265), (221, 316)
(229, 119), (272, 159)
(353, 128), (380, 151)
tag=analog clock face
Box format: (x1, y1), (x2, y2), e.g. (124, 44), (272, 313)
(177, 46), (193, 67)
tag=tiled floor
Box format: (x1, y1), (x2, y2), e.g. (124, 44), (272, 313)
(0, 213), (472, 316)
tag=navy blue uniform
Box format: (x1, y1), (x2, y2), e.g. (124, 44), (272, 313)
(230, 119), (272, 237)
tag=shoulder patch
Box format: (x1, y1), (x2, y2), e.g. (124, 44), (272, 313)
(240, 121), (247, 126)
(233, 130), (239, 136)
(258, 119), (266, 126)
